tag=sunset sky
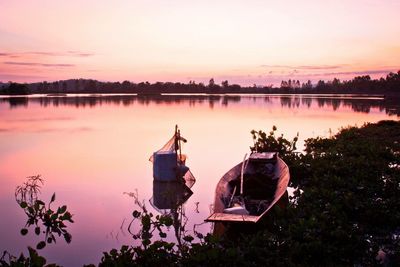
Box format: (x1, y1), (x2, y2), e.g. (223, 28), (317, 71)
(1, 0), (399, 85)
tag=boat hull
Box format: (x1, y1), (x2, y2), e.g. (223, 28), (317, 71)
(206, 152), (290, 224)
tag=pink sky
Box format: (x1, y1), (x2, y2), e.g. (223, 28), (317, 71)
(1, 0), (400, 86)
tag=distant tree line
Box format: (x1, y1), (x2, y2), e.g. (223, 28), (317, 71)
(1, 70), (399, 96)
(0, 82), (30, 95)
(279, 71), (400, 95)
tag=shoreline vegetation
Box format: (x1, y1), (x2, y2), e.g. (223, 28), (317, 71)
(2, 120), (399, 266)
(0, 70), (399, 97)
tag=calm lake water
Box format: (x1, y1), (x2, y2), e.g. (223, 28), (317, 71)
(0, 94), (398, 266)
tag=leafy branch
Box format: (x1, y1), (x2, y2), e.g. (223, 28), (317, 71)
(15, 175), (74, 250)
(250, 126), (298, 157)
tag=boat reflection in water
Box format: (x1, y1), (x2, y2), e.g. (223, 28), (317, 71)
(150, 178), (195, 245)
(151, 181), (193, 210)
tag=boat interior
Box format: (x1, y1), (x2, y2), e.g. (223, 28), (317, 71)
(225, 156), (278, 216)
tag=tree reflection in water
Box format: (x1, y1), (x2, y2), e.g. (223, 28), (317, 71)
(1, 94), (398, 116)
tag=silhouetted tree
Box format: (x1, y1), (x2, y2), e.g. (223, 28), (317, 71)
(3, 82), (30, 95)
(62, 81), (67, 92)
(208, 78), (215, 87)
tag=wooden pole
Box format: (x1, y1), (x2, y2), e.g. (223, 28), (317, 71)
(240, 153), (248, 195)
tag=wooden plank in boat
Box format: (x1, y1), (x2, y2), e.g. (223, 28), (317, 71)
(205, 212), (259, 223)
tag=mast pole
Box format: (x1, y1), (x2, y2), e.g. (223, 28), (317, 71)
(178, 129), (182, 163)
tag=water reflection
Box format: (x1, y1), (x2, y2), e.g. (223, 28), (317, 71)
(4, 97), (29, 108)
(1, 94), (399, 116)
(151, 181), (193, 210)
(150, 181), (194, 245)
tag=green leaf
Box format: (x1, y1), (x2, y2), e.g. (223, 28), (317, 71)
(20, 201), (27, 209)
(57, 205), (67, 214)
(132, 210), (141, 218)
(63, 233), (72, 243)
(28, 247), (46, 266)
(61, 211), (73, 222)
(50, 193), (56, 203)
(28, 207), (34, 214)
(142, 239), (151, 247)
(160, 215), (173, 226)
(36, 241), (46, 250)
(141, 215), (151, 231)
(183, 235), (194, 243)
(110, 249), (117, 256)
(20, 228), (28, 235)
(36, 200), (45, 206)
(141, 232), (152, 240)
(165, 242), (175, 250)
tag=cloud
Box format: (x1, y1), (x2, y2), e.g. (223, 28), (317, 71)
(0, 53), (20, 58)
(0, 51), (94, 58)
(4, 61), (75, 67)
(257, 65), (399, 79)
(0, 128), (15, 132)
(261, 64), (345, 70)
(0, 73), (46, 81)
(33, 126), (93, 133)
(297, 65), (344, 70)
(5, 116), (74, 122)
(260, 64), (344, 70)
(186, 68), (399, 86)
(27, 52), (62, 56)
(0, 126), (92, 133)
(307, 68), (399, 77)
(67, 51), (94, 57)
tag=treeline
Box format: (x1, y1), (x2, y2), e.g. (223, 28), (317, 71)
(0, 82), (30, 95)
(0, 79), (250, 95)
(1, 70), (399, 95)
(279, 71), (400, 95)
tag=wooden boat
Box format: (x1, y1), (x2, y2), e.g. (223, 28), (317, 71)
(206, 152), (290, 223)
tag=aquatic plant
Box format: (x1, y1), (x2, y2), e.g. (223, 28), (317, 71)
(15, 175), (74, 250)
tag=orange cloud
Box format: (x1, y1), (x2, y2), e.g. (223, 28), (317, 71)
(4, 61), (75, 67)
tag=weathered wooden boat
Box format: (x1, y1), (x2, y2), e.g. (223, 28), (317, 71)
(206, 152), (290, 223)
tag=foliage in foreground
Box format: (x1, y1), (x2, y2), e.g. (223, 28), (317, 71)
(0, 247), (59, 267)
(2, 121), (399, 266)
(0, 176), (73, 267)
